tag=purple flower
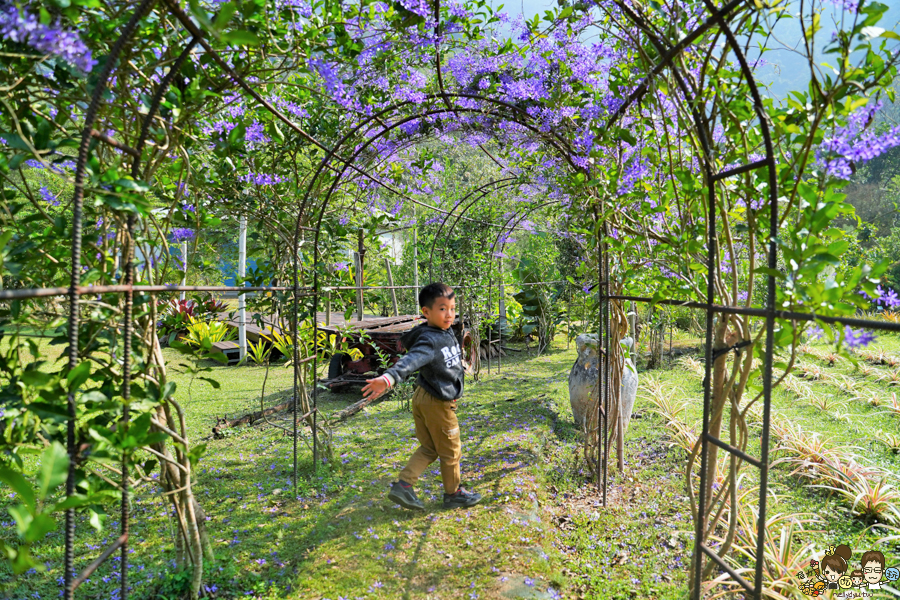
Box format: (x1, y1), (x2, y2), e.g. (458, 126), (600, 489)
(0, 5), (97, 73)
(333, 261), (349, 272)
(876, 285), (900, 309)
(170, 228), (195, 243)
(244, 121), (270, 146)
(39, 186), (60, 206)
(844, 326), (875, 349)
(238, 172), (288, 186)
(817, 102), (900, 180)
(806, 324), (823, 341)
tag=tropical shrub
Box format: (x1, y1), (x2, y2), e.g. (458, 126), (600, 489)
(180, 316), (236, 354)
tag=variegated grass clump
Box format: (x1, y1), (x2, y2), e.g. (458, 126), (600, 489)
(639, 377), (696, 455)
(874, 430), (900, 454)
(676, 355), (705, 378)
(770, 420), (900, 525)
(855, 347), (900, 367)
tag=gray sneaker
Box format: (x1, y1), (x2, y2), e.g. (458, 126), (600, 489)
(443, 487), (482, 509)
(387, 481), (425, 511)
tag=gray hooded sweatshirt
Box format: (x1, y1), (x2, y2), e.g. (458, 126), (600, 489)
(383, 322), (464, 401)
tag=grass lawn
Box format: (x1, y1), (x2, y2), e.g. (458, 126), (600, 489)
(2, 328), (899, 599)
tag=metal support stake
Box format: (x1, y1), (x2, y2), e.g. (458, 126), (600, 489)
(498, 256), (504, 373)
(385, 258), (399, 316)
(325, 291), (331, 326)
(413, 227), (419, 291)
(357, 229), (365, 322)
(238, 215), (247, 363)
(180, 241), (187, 302)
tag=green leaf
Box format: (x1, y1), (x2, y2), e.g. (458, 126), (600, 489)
(20, 370), (52, 388)
(66, 361), (91, 391)
(88, 508), (105, 531)
(753, 267), (785, 279)
(26, 402), (68, 421)
(198, 376), (221, 389)
(38, 442), (68, 500)
(213, 1), (237, 30)
(222, 30), (260, 46)
(0, 469), (36, 509)
(52, 493), (93, 512)
(22, 513), (55, 543)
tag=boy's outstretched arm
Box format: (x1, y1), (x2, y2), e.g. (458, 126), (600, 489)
(361, 337), (434, 400)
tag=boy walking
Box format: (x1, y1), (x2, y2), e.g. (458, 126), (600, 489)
(361, 282), (482, 511)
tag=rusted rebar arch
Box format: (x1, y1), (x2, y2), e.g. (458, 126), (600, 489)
(427, 177), (522, 280)
(48, 0), (784, 598)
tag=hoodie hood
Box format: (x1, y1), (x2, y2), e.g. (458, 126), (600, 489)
(400, 321), (443, 351)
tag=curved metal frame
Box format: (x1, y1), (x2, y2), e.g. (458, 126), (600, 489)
(2, 1), (863, 599)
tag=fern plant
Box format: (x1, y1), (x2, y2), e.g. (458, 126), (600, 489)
(245, 339), (272, 366)
(181, 316), (236, 352)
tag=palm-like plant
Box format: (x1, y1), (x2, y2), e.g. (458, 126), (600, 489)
(794, 363), (824, 381)
(772, 423), (851, 479)
(706, 505), (819, 600)
(876, 369), (900, 386)
(245, 339), (272, 366)
(813, 465), (900, 525)
(857, 390), (883, 407)
(669, 419), (700, 455)
(677, 355), (704, 378)
(856, 362), (875, 377)
(805, 392), (847, 413)
(640, 386), (687, 425)
(263, 330), (295, 365)
(181, 315), (236, 351)
(874, 430), (900, 454)
(830, 374), (860, 394)
(882, 311), (900, 324)
(886, 392), (900, 417)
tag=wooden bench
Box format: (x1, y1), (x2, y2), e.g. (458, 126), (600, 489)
(212, 340), (242, 365)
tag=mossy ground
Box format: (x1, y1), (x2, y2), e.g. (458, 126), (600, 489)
(2, 329), (899, 599)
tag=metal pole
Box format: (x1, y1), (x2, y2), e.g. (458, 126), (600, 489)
(498, 256), (504, 373)
(385, 258), (399, 316)
(357, 229), (365, 322)
(180, 241), (187, 301)
(325, 291), (331, 325)
(413, 227), (419, 290)
(238, 215), (247, 363)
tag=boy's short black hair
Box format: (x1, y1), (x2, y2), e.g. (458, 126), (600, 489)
(419, 282), (455, 308)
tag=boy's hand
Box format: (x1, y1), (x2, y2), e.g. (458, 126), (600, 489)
(361, 377), (389, 400)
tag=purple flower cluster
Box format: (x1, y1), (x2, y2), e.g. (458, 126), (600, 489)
(817, 102), (900, 179)
(238, 172), (289, 186)
(876, 285), (900, 309)
(39, 185), (60, 206)
(170, 228), (195, 243)
(844, 326), (875, 349)
(0, 5), (97, 73)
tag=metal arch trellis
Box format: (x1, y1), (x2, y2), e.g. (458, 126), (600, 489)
(3, 2), (897, 600)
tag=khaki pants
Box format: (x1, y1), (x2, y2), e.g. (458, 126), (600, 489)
(398, 386), (461, 494)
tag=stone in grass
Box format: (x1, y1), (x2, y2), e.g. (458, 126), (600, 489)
(568, 334), (637, 436)
(495, 573), (556, 599)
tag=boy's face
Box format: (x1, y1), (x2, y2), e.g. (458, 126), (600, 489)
(863, 561), (883, 584)
(422, 296), (455, 330)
